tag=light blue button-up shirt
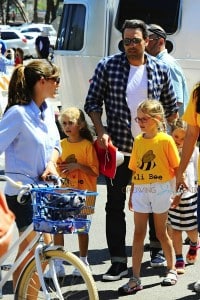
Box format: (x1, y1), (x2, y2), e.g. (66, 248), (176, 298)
(157, 49), (189, 116)
(0, 55), (14, 74)
(0, 100), (61, 195)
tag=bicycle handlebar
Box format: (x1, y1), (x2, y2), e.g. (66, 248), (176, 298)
(0, 174), (63, 204)
(0, 175), (23, 189)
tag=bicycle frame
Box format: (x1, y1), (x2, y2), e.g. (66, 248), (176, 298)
(0, 175), (98, 299)
(0, 223), (65, 299)
(0, 223), (40, 297)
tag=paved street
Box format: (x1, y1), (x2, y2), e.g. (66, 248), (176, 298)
(1, 179), (200, 299)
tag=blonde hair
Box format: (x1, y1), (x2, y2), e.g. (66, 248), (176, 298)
(59, 107), (93, 142)
(171, 118), (187, 134)
(137, 99), (166, 131)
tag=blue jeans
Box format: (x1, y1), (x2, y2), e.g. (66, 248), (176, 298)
(105, 156), (132, 264)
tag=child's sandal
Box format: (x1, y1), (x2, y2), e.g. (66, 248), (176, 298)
(162, 269), (177, 286)
(118, 276), (143, 295)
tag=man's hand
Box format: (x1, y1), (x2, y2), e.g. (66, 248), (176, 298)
(97, 133), (110, 149)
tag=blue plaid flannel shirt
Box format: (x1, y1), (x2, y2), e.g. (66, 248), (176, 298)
(84, 52), (178, 153)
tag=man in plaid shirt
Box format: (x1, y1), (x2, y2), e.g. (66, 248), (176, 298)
(84, 19), (178, 281)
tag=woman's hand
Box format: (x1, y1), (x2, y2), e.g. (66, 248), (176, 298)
(40, 160), (59, 181)
(176, 171), (188, 191)
(171, 184), (186, 209)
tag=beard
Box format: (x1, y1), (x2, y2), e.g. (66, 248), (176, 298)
(125, 49), (143, 61)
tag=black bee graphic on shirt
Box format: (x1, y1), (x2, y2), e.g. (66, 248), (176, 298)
(137, 150), (156, 171)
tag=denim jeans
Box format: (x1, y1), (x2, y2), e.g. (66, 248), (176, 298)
(105, 156), (132, 263)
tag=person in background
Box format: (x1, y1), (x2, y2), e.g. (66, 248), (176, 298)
(168, 118), (199, 275)
(118, 99), (180, 296)
(5, 48), (15, 60)
(14, 47), (24, 66)
(0, 32), (7, 55)
(176, 82), (200, 292)
(145, 23), (189, 267)
(84, 19), (179, 281)
(35, 29), (50, 59)
(0, 59), (61, 287)
(146, 24), (189, 116)
(11, 10), (16, 22)
(0, 45), (14, 74)
(45, 107), (99, 277)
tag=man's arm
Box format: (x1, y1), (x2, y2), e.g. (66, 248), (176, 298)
(88, 111), (110, 148)
(166, 112), (179, 125)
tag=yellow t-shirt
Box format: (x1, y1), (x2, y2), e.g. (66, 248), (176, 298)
(58, 138), (99, 191)
(129, 132), (180, 184)
(182, 93), (200, 184)
(182, 93), (200, 127)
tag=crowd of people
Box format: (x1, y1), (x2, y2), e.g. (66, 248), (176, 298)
(84, 19), (200, 295)
(0, 18), (200, 297)
(0, 32), (24, 75)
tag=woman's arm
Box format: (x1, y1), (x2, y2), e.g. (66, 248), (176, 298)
(176, 124), (199, 188)
(41, 148), (60, 180)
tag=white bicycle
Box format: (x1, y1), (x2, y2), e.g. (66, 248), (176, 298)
(0, 174), (99, 299)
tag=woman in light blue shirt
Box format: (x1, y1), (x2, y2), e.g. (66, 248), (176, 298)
(0, 59), (61, 287)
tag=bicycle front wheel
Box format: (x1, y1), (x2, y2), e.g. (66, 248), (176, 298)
(16, 249), (99, 300)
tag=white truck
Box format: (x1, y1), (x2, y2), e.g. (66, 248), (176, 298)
(54, 0), (200, 117)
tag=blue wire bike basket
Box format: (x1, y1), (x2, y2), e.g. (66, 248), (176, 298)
(31, 187), (97, 234)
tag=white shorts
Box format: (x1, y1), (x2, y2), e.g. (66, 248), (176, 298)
(131, 180), (175, 213)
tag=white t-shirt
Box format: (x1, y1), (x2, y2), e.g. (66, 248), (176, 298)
(126, 64), (147, 137)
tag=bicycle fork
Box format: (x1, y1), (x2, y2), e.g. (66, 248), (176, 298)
(35, 244), (64, 300)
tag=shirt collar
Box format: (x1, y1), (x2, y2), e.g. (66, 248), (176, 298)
(30, 100), (48, 119)
(156, 49), (168, 60)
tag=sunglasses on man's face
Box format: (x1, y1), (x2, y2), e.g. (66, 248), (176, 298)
(123, 37), (142, 46)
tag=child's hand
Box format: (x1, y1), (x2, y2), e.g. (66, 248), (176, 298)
(170, 194), (182, 209)
(58, 162), (78, 173)
(57, 161), (67, 173)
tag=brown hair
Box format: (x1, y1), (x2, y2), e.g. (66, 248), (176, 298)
(121, 19), (148, 39)
(5, 59), (60, 112)
(193, 82), (200, 113)
(170, 118), (187, 134)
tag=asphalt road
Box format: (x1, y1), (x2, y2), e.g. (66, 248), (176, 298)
(1, 179), (200, 299)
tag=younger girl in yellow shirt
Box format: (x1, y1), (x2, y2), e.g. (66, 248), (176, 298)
(46, 107), (99, 277)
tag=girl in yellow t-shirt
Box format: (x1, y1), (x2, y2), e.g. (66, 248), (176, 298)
(176, 82), (200, 292)
(46, 107), (99, 278)
(168, 118), (198, 275)
(119, 99), (180, 296)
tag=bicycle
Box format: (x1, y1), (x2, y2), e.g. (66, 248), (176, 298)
(0, 174), (99, 299)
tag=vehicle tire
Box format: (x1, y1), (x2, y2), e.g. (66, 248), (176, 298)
(16, 249), (99, 300)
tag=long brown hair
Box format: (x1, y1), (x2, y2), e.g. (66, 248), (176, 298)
(193, 82), (200, 113)
(5, 59), (59, 112)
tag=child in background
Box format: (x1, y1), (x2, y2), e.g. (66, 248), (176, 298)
(168, 119), (199, 274)
(118, 99), (180, 296)
(14, 48), (24, 66)
(51, 107), (99, 276)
